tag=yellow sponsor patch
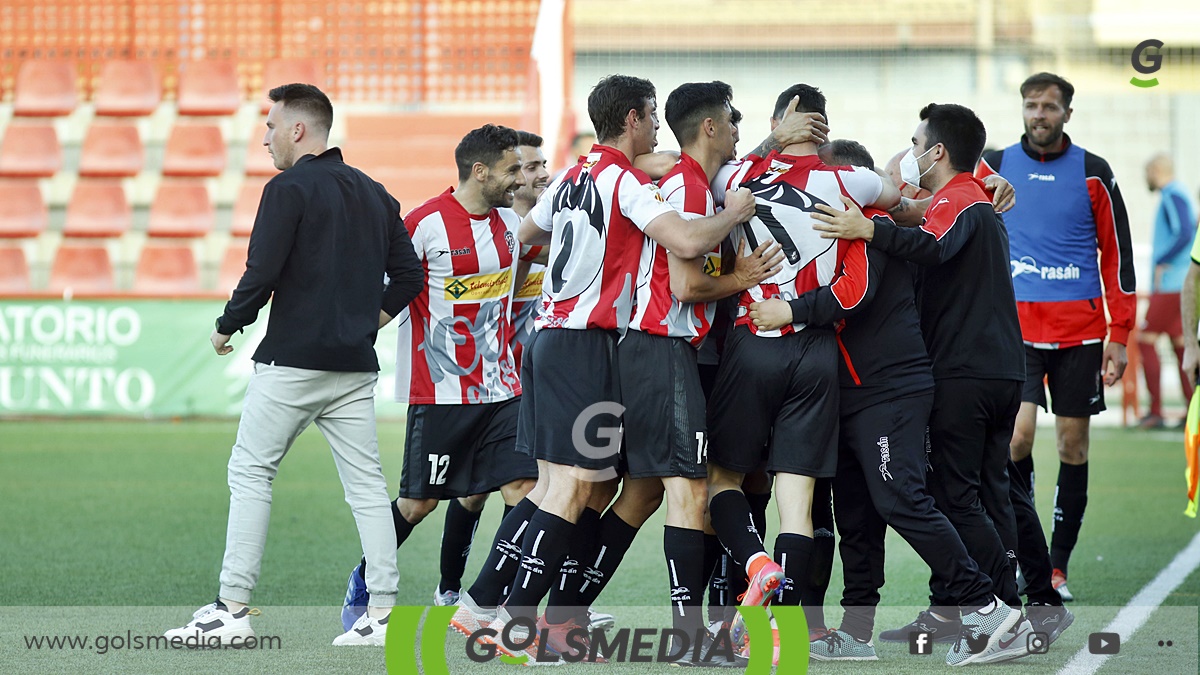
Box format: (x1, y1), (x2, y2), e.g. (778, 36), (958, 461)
(444, 270), (513, 301)
(703, 252), (722, 278)
(516, 271), (544, 300)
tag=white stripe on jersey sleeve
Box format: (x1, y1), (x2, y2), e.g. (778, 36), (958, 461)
(616, 170), (677, 231)
(529, 173), (567, 233)
(837, 166), (885, 208)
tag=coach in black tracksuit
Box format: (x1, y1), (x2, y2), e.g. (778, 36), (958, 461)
(814, 106), (1027, 616)
(752, 149), (998, 651)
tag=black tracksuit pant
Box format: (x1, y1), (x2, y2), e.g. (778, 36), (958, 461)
(834, 392), (995, 639)
(924, 378), (1022, 609)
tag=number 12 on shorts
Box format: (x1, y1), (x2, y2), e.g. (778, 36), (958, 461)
(695, 432), (709, 465)
(427, 454), (450, 485)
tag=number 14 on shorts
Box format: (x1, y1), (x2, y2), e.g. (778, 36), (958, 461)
(695, 432), (709, 464)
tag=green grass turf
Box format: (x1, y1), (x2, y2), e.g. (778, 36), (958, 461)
(1, 421), (1197, 673)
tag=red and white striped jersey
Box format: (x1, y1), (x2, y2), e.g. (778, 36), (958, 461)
(529, 144), (678, 332)
(629, 153), (721, 347)
(395, 188), (521, 404)
(509, 245), (545, 367)
(713, 152), (883, 338)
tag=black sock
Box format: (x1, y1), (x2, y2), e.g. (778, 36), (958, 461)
(704, 534), (727, 623)
(806, 480), (834, 630)
(546, 507), (602, 624)
(773, 533), (812, 608)
(392, 500), (418, 548)
(439, 499), (484, 594)
(1051, 462), (1089, 575)
(576, 509), (640, 608)
(468, 497), (537, 608)
(1014, 455), (1035, 498)
(665, 526), (707, 636)
(503, 509), (575, 622)
(746, 491), (771, 543)
(709, 490), (767, 568)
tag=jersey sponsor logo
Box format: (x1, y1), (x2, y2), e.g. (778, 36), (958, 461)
(515, 271), (544, 300)
(1027, 172), (1056, 182)
(443, 270), (514, 301)
(419, 299), (519, 402)
(702, 253), (721, 277)
(877, 436), (893, 481)
(1010, 255), (1081, 281)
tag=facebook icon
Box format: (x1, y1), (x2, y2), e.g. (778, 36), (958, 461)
(909, 631), (934, 655)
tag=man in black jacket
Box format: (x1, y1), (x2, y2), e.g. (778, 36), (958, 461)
(164, 83), (423, 647)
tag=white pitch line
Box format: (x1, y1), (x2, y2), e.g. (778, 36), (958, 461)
(1057, 528), (1200, 675)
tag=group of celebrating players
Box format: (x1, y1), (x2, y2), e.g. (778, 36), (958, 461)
(170, 69), (1133, 668)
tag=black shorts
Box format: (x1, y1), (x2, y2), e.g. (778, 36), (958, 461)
(707, 325), (839, 477)
(1022, 343), (1105, 416)
(397, 397), (535, 499)
(519, 328), (623, 474)
(617, 330), (707, 479)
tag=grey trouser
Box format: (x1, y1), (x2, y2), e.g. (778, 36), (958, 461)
(218, 363), (398, 607)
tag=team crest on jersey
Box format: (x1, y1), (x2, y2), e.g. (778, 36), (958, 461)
(755, 159), (793, 184)
(504, 230), (515, 252)
(646, 184), (666, 203)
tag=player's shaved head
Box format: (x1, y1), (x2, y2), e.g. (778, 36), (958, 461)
(665, 81), (733, 147)
(819, 139), (874, 170)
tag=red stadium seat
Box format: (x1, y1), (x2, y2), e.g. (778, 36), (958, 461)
(132, 243), (200, 295)
(218, 239), (249, 293)
(0, 247), (31, 293)
(94, 60), (161, 117)
(13, 61), (78, 117)
(0, 125), (61, 178)
(48, 244), (114, 295)
(78, 123), (144, 178)
(0, 180), (47, 238)
(243, 124), (280, 176)
(176, 61), (241, 116)
(162, 124), (226, 177)
(259, 60), (321, 113)
(64, 179), (132, 238)
(148, 180), (214, 238)
(231, 177), (270, 237)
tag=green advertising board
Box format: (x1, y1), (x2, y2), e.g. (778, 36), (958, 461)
(0, 299), (405, 418)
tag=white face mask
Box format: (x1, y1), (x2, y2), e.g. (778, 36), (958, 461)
(899, 145), (936, 190)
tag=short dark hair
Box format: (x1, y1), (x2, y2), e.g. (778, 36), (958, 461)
(1020, 72), (1074, 108)
(919, 103), (987, 173)
(772, 84), (827, 123)
(516, 130), (543, 148)
(455, 124), (520, 181)
(664, 81), (733, 147)
(268, 83), (333, 134)
(588, 75), (656, 144)
(821, 139), (875, 170)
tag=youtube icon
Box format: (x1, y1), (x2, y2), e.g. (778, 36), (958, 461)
(1088, 632), (1121, 655)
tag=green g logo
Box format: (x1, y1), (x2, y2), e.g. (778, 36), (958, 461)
(1130, 39), (1164, 88)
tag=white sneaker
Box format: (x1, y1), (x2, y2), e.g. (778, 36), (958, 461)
(164, 602), (256, 645)
(970, 618), (1035, 664)
(587, 607), (615, 631)
(434, 585), (461, 607)
(333, 612), (389, 646)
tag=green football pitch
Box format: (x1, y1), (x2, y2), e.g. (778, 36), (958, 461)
(1, 420), (1197, 674)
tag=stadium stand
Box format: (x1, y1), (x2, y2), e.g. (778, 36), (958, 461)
(217, 239), (249, 294)
(231, 177), (270, 237)
(47, 244), (115, 295)
(12, 60), (78, 117)
(176, 61), (242, 117)
(162, 124), (226, 177)
(78, 123), (144, 178)
(64, 179), (133, 238)
(242, 125), (279, 177)
(132, 243), (201, 295)
(147, 180), (215, 238)
(0, 125), (62, 178)
(0, 180), (48, 238)
(0, 247), (31, 293)
(93, 60), (162, 117)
